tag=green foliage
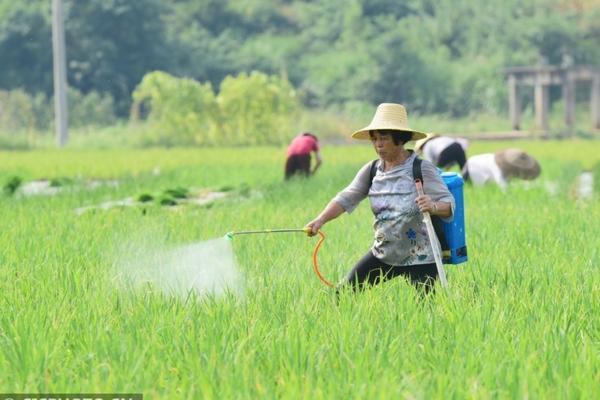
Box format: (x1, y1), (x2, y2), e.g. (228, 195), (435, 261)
(218, 185), (235, 192)
(0, 0), (598, 131)
(132, 71), (219, 146)
(132, 70), (299, 146)
(137, 193), (154, 203)
(159, 195), (178, 206)
(68, 88), (117, 128)
(217, 71), (300, 145)
(0, 0), (170, 117)
(0, 134), (31, 150)
(0, 144), (598, 397)
(592, 161), (600, 194)
(0, 89), (37, 133)
(163, 187), (189, 199)
(2, 175), (22, 195)
(64, 0), (171, 116)
(49, 177), (74, 187)
(0, 0), (53, 95)
(0, 88), (116, 136)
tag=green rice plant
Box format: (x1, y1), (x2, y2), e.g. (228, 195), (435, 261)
(159, 196), (178, 206)
(2, 175), (22, 195)
(592, 161), (600, 194)
(137, 193), (154, 203)
(163, 186), (189, 199)
(49, 176), (74, 187)
(0, 141), (598, 398)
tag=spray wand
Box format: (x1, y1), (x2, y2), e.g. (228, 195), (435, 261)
(225, 228), (334, 288)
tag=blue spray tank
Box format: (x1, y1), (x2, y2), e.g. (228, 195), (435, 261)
(440, 172), (468, 264)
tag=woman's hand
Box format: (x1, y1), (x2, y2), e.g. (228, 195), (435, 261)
(304, 218), (325, 236)
(415, 194), (437, 214)
(304, 200), (345, 236)
(415, 196), (452, 217)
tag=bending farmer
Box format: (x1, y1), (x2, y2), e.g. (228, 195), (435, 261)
(463, 148), (541, 191)
(285, 132), (322, 180)
(414, 134), (469, 172)
(305, 103), (454, 292)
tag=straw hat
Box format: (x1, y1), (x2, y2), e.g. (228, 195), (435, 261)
(351, 103), (427, 141)
(494, 148), (541, 180)
(414, 133), (439, 153)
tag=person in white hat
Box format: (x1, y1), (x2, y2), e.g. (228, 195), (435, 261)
(414, 134), (469, 172)
(463, 148), (541, 190)
(305, 103), (455, 292)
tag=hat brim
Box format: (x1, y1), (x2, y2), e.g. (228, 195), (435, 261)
(414, 134), (439, 152)
(495, 150), (541, 180)
(351, 128), (427, 141)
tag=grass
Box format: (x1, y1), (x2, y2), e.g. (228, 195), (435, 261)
(2, 101), (598, 151)
(0, 141), (598, 398)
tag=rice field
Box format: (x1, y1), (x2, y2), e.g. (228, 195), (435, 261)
(0, 140), (598, 398)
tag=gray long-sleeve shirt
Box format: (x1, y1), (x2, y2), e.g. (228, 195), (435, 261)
(333, 152), (455, 266)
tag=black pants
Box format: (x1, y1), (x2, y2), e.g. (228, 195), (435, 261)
(343, 251), (438, 292)
(437, 142), (466, 171)
(284, 154), (311, 180)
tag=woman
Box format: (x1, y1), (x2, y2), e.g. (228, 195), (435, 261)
(305, 103), (455, 291)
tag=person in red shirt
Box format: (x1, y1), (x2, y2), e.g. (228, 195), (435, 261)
(285, 132), (322, 180)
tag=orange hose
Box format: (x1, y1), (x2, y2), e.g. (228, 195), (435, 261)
(312, 230), (334, 287)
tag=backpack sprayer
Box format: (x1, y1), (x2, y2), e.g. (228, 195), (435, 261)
(225, 228), (334, 287)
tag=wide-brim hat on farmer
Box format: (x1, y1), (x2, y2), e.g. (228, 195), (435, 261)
(351, 103), (427, 141)
(494, 148), (541, 180)
(414, 133), (440, 153)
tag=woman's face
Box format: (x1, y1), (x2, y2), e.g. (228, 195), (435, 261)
(370, 130), (403, 160)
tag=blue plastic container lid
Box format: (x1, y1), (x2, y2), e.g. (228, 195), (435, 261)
(441, 172), (464, 190)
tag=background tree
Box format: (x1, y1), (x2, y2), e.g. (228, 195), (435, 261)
(0, 0), (597, 123)
(0, 1), (53, 95)
(132, 71), (218, 146)
(65, 0), (171, 116)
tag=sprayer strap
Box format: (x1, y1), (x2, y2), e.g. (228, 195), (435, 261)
(368, 159), (378, 187)
(412, 157), (423, 183)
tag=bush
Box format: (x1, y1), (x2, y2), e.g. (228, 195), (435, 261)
(0, 88), (117, 140)
(68, 88), (117, 128)
(217, 71), (300, 145)
(131, 70), (300, 146)
(0, 89), (37, 133)
(131, 71), (219, 145)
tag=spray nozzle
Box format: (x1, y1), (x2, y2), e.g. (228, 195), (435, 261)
(225, 232), (234, 240)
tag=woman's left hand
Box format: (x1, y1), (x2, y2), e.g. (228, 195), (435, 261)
(415, 194), (436, 214)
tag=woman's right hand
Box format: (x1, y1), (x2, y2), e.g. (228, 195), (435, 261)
(304, 218), (324, 236)
(304, 200), (344, 236)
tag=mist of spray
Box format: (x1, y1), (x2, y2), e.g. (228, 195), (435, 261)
(115, 236), (244, 299)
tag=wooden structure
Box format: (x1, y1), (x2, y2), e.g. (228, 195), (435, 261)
(505, 66), (600, 136)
